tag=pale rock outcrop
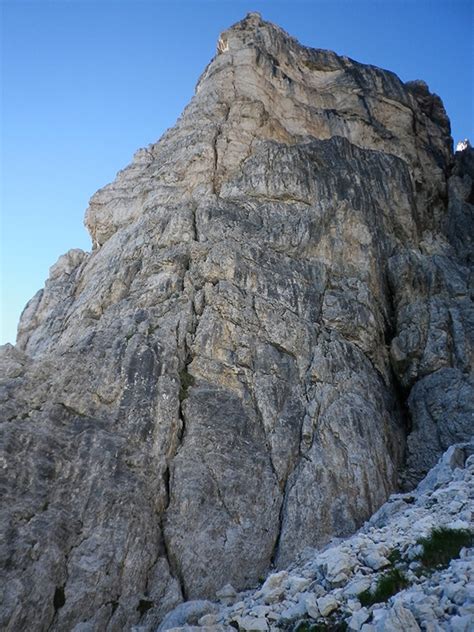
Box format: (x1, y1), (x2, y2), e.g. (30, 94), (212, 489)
(1, 12), (472, 631)
(169, 442), (474, 632)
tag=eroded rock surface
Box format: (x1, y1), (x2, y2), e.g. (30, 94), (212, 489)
(1, 12), (472, 631)
(169, 442), (474, 632)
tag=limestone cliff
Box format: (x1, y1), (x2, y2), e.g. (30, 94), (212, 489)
(158, 442), (474, 632)
(1, 13), (472, 631)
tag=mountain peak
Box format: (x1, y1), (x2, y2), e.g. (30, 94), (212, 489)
(86, 14), (451, 248)
(3, 14), (472, 632)
(216, 11), (299, 56)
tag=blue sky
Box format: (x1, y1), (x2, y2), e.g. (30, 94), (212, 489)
(1, 0), (473, 345)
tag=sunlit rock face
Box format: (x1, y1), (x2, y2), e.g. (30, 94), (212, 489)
(1, 13), (472, 631)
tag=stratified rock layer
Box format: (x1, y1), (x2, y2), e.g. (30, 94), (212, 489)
(1, 13), (472, 631)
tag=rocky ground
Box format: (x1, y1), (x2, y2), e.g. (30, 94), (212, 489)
(157, 443), (474, 632)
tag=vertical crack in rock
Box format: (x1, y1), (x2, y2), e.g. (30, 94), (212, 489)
(47, 529), (87, 631)
(160, 228), (205, 603)
(211, 104), (231, 196)
(52, 587), (65, 615)
(269, 472), (296, 567)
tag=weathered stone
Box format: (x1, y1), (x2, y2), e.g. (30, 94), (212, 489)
(417, 442), (474, 495)
(1, 10), (472, 632)
(215, 583), (237, 604)
(387, 144), (474, 487)
(304, 593), (320, 619)
(362, 552), (390, 571)
(343, 577), (373, 598)
(256, 571), (288, 604)
(318, 549), (356, 585)
(316, 594), (339, 617)
(157, 601), (219, 631)
(248, 606), (271, 618)
(287, 576), (312, 596)
(279, 599), (307, 622)
(165, 627), (226, 632)
(346, 599), (362, 612)
(375, 601), (421, 631)
(403, 370), (474, 487)
(450, 615), (474, 632)
(161, 444), (474, 632)
(236, 615), (269, 632)
(198, 614), (219, 626)
(348, 607), (370, 631)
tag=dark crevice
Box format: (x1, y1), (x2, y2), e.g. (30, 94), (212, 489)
(190, 202), (198, 242)
(178, 365), (195, 407)
(53, 586), (65, 611)
(270, 473), (294, 567)
(162, 466), (171, 507)
(383, 266), (417, 485)
(384, 265), (412, 422)
(389, 366), (412, 435)
(211, 132), (219, 195)
(466, 183), (474, 206)
(137, 599), (154, 616)
(211, 104), (231, 195)
(175, 258), (198, 445)
(252, 393), (282, 491)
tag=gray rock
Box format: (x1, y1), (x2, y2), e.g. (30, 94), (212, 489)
(403, 370), (474, 487)
(198, 614), (219, 626)
(215, 583), (237, 604)
(450, 615), (474, 632)
(1, 10), (471, 632)
(319, 549), (355, 584)
(287, 576), (312, 596)
(165, 627), (226, 632)
(279, 599), (307, 622)
(255, 571), (288, 604)
(248, 606), (271, 618)
(343, 577), (373, 598)
(348, 607), (370, 631)
(417, 441), (474, 495)
(362, 552), (390, 571)
(304, 593), (320, 619)
(316, 594), (339, 617)
(387, 147), (474, 487)
(158, 601), (218, 631)
(237, 616), (269, 631)
(375, 601), (421, 631)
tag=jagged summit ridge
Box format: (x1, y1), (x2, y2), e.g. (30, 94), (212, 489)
(1, 13), (473, 632)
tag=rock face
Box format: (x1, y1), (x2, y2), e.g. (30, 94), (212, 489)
(159, 442), (474, 632)
(1, 12), (472, 631)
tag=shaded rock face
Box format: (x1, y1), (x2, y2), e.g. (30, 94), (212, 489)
(0, 12), (472, 632)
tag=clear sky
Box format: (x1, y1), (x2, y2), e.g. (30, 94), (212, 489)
(1, 0), (473, 345)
